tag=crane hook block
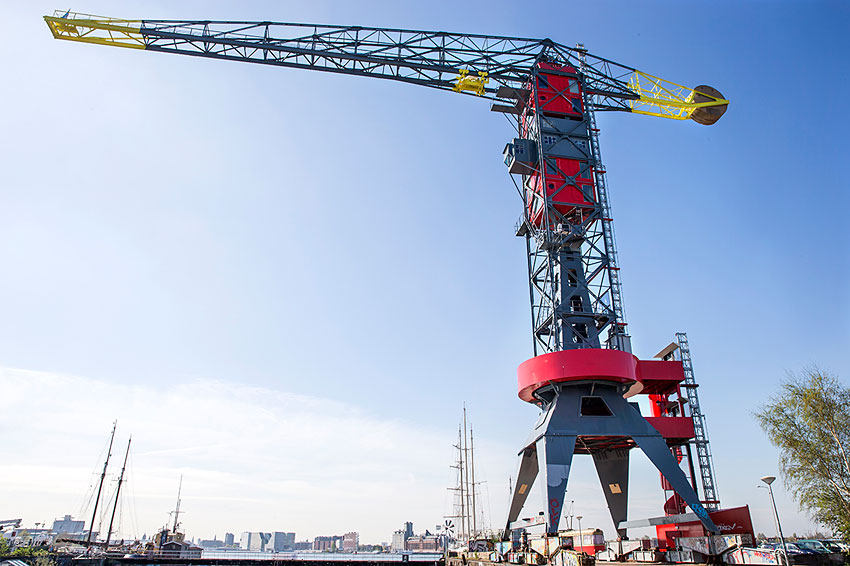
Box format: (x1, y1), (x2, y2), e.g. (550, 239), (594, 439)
(453, 69), (489, 96)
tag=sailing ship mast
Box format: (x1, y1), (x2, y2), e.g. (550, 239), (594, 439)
(105, 436), (131, 548)
(87, 421), (117, 546)
(447, 406), (481, 542)
(171, 475), (183, 534)
(469, 424), (477, 537)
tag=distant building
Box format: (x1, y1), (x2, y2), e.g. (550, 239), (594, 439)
(198, 538), (225, 549)
(342, 532), (359, 553)
(52, 515), (85, 535)
(404, 522), (414, 540)
(406, 535), (440, 552)
(253, 533), (270, 551)
(313, 535), (343, 552)
(240, 532), (252, 550)
(293, 541), (312, 551)
(391, 530), (406, 552)
(224, 533), (235, 546)
(267, 532), (295, 552)
(161, 540), (202, 558)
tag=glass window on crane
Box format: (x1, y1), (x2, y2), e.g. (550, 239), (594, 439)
(538, 75), (551, 90)
(568, 79), (580, 94)
(571, 99), (583, 114)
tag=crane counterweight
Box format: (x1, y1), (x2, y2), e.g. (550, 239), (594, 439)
(690, 85), (729, 125)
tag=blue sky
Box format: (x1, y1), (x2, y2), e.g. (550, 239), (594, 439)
(0, 0), (847, 545)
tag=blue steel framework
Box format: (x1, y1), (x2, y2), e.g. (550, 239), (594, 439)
(45, 12), (728, 539)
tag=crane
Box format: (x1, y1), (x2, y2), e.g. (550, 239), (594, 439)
(44, 11), (730, 539)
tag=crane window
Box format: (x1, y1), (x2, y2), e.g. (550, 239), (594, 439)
(581, 396), (613, 416)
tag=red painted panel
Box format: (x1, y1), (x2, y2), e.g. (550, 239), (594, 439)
(526, 175), (595, 227)
(635, 360), (685, 395)
(655, 506), (755, 549)
(517, 349), (638, 402)
(525, 158), (596, 228)
(525, 62), (585, 118)
(645, 416), (695, 441)
(637, 360), (685, 382)
(708, 506), (755, 537)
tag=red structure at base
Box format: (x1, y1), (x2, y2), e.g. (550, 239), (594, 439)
(517, 349), (696, 443)
(656, 506), (755, 549)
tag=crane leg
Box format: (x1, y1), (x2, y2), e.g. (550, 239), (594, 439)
(592, 448), (630, 538)
(504, 444), (539, 539)
(537, 433), (577, 535)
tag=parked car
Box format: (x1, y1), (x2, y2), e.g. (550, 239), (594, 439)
(819, 540), (847, 553)
(759, 542), (820, 555)
(795, 540), (832, 554)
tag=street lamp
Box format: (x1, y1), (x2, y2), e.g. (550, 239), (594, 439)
(760, 476), (789, 565)
(576, 516), (583, 553)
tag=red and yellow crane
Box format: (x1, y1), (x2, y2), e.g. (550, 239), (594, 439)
(45, 10), (732, 543)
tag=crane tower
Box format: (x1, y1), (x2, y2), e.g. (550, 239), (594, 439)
(44, 12), (729, 539)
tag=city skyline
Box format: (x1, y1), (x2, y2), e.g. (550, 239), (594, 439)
(1, 0), (847, 548)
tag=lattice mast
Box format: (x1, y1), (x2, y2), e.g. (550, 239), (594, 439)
(676, 332), (720, 510)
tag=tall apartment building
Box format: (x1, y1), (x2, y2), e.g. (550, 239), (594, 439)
(391, 530), (406, 552)
(224, 533), (235, 546)
(342, 532), (359, 553)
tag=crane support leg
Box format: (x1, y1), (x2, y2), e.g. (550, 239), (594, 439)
(537, 433), (577, 535)
(506, 382), (719, 538)
(505, 444), (540, 537)
(630, 433), (716, 531)
(592, 448), (630, 538)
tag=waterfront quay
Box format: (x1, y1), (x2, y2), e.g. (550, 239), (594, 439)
(53, 553), (444, 566)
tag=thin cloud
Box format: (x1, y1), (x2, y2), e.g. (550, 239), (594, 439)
(0, 366), (452, 542)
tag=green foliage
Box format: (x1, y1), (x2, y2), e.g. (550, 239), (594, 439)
(8, 548), (56, 566)
(0, 537), (9, 555)
(755, 369), (850, 540)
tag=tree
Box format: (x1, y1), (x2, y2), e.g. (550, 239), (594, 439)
(755, 369), (850, 539)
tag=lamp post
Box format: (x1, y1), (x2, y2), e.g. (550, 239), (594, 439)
(576, 516), (583, 553)
(760, 476), (789, 565)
